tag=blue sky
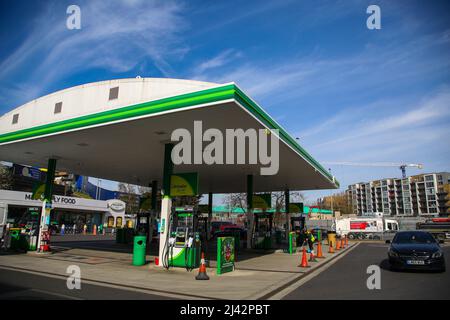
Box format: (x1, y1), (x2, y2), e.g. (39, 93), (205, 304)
(0, 0), (449, 204)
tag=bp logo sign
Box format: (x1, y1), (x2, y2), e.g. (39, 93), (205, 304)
(217, 237), (235, 275)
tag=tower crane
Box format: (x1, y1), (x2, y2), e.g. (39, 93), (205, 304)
(322, 162), (423, 179)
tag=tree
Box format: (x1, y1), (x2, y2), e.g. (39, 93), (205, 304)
(271, 191), (305, 227)
(118, 183), (140, 215)
(0, 165), (13, 190)
(222, 193), (247, 213)
(222, 191), (305, 227)
(318, 192), (352, 215)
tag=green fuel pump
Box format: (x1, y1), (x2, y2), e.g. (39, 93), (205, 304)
(253, 212), (273, 250)
(162, 206), (201, 271)
(291, 215), (305, 246)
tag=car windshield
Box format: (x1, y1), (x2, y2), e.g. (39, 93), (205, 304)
(393, 232), (435, 244)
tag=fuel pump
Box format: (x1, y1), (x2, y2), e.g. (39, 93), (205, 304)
(136, 211), (150, 236)
(290, 215), (305, 247)
(162, 206), (201, 271)
(252, 212), (273, 250)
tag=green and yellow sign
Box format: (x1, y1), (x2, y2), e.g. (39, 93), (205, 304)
(252, 194), (271, 209)
(31, 182), (45, 200)
(217, 237), (235, 275)
(289, 202), (304, 213)
(170, 172), (199, 196)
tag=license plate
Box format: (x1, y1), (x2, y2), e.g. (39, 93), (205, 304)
(407, 260), (425, 265)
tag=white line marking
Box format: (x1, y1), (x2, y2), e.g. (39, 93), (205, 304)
(268, 242), (361, 300)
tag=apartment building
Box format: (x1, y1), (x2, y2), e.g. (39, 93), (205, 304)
(347, 172), (450, 217)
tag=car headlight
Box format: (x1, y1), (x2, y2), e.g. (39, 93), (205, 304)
(388, 249), (399, 257)
(432, 251), (443, 259)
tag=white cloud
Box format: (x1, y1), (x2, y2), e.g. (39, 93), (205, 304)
(0, 0), (188, 106)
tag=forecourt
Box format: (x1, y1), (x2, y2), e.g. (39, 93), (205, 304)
(0, 77), (339, 265)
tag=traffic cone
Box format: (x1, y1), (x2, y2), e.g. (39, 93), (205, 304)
(336, 238), (341, 250)
(299, 247), (310, 268)
(345, 235), (349, 247)
(328, 240), (335, 253)
(316, 242), (325, 258)
(340, 237), (344, 249)
(93, 225), (97, 235)
(195, 252), (210, 280)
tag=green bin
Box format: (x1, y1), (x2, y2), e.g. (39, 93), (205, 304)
(9, 229), (21, 250)
(132, 235), (147, 266)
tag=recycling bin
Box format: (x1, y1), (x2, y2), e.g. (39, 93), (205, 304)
(132, 235), (147, 266)
(9, 228), (21, 250)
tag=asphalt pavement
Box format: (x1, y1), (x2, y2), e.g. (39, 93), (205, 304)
(0, 268), (172, 300)
(283, 242), (450, 299)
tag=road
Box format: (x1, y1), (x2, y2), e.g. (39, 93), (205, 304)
(0, 268), (172, 300)
(283, 242), (450, 299)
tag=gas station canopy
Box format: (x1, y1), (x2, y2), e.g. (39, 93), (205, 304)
(0, 78), (338, 194)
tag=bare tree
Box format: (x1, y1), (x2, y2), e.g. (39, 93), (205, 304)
(222, 193), (247, 213)
(118, 183), (140, 215)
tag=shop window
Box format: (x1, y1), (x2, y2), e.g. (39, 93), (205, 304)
(54, 102), (62, 114)
(116, 217), (123, 227)
(12, 113), (19, 124)
(109, 87), (119, 100)
(107, 216), (115, 228)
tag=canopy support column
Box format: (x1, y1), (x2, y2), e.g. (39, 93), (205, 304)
(246, 174), (254, 249)
(148, 180), (157, 244)
(158, 144), (173, 267)
(285, 189), (290, 242)
(207, 192), (213, 240)
(36, 158), (57, 252)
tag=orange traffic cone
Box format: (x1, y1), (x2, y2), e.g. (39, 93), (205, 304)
(328, 240), (335, 253)
(195, 252), (210, 280)
(316, 242), (325, 258)
(336, 238), (341, 250)
(345, 235), (349, 247)
(340, 237), (345, 249)
(299, 247), (310, 268)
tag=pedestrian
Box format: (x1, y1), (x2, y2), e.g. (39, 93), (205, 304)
(61, 224), (65, 235)
(73, 224), (77, 235)
(301, 227), (315, 253)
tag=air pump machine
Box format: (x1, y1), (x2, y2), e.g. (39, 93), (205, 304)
(162, 206), (201, 271)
